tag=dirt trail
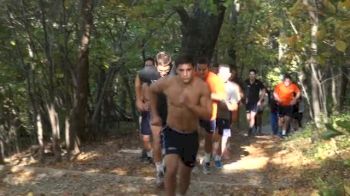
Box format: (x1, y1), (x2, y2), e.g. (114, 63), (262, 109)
(0, 128), (316, 195)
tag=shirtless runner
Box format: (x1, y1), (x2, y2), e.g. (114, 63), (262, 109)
(150, 55), (211, 196)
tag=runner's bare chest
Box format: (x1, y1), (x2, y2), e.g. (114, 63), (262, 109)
(165, 82), (201, 108)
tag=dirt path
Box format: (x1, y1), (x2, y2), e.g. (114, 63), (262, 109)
(0, 127), (316, 195)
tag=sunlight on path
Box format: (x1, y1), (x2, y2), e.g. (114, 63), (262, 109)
(223, 156), (269, 171)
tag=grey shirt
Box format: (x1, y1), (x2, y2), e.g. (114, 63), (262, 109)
(217, 81), (240, 120)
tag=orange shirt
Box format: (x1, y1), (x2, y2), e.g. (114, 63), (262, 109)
(205, 72), (226, 120)
(274, 83), (300, 106)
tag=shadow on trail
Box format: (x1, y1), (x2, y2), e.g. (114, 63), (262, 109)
(3, 122), (345, 195)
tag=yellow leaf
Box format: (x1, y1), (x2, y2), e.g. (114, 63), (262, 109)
(338, 0), (350, 10)
(317, 27), (327, 40)
(338, 20), (350, 30)
(316, 55), (326, 65)
(290, 0), (304, 16)
(335, 40), (347, 52)
(321, 52), (332, 58)
(344, 182), (350, 195)
(323, 0), (336, 14)
(27, 192), (34, 196)
(10, 40), (16, 46)
(346, 0), (350, 9)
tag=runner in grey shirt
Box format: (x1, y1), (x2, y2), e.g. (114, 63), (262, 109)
(213, 64), (241, 168)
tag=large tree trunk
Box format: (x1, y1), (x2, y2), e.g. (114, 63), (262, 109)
(70, 0), (93, 147)
(175, 1), (226, 59)
(39, 0), (62, 161)
(303, 0), (324, 127)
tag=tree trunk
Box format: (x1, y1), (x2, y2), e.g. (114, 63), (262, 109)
(0, 138), (4, 164)
(303, 0), (323, 127)
(339, 66), (349, 110)
(330, 67), (338, 113)
(227, 0), (240, 64)
(91, 65), (119, 133)
(36, 113), (44, 162)
(122, 72), (138, 122)
(47, 104), (61, 161)
(70, 0), (93, 144)
(299, 68), (313, 119)
(175, 1), (226, 59)
(39, 0), (63, 160)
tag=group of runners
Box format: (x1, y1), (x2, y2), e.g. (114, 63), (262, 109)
(134, 52), (302, 196)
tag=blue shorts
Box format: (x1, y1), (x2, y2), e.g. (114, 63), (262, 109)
(140, 112), (152, 135)
(199, 119), (216, 133)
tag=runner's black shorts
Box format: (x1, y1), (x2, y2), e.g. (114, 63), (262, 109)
(162, 126), (198, 168)
(246, 102), (258, 113)
(216, 118), (231, 136)
(199, 119), (216, 133)
(278, 105), (294, 117)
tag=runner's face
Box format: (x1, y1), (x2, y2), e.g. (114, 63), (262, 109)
(249, 71), (256, 80)
(156, 60), (171, 77)
(144, 60), (154, 67)
(283, 78), (291, 86)
(177, 63), (194, 84)
(197, 64), (209, 79)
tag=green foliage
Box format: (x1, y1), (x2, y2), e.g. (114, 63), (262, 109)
(322, 113), (350, 140)
(315, 176), (345, 196)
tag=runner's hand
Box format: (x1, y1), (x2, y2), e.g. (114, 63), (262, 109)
(143, 102), (150, 111)
(290, 98), (297, 105)
(136, 99), (145, 112)
(257, 100), (262, 107)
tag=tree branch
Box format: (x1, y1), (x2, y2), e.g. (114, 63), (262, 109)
(173, 6), (190, 26)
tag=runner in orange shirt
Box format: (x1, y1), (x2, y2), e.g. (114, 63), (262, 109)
(273, 74), (301, 137)
(196, 57), (226, 174)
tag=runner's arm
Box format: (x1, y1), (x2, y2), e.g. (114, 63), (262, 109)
(185, 84), (212, 120)
(225, 83), (240, 111)
(291, 86), (301, 105)
(258, 83), (266, 104)
(149, 78), (167, 126)
(210, 76), (226, 101)
(273, 91), (280, 103)
(134, 74), (144, 111)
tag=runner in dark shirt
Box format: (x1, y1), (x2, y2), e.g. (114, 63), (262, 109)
(244, 69), (266, 136)
(134, 57), (155, 163)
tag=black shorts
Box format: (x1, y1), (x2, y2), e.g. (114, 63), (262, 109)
(278, 105), (294, 117)
(292, 105), (299, 119)
(140, 112), (151, 135)
(246, 102), (258, 113)
(216, 118), (231, 136)
(162, 126), (199, 168)
(199, 119), (216, 133)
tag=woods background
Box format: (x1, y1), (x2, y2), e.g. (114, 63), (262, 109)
(0, 0), (349, 164)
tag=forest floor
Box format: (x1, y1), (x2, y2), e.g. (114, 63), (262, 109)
(1, 124), (349, 195)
